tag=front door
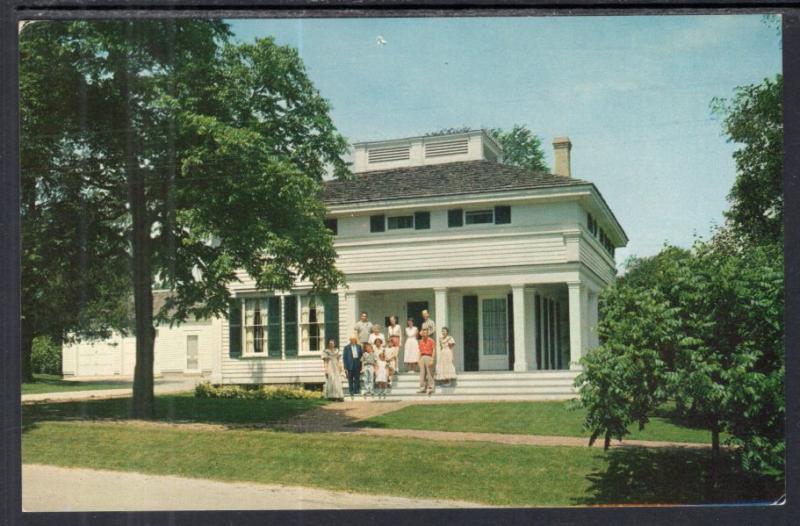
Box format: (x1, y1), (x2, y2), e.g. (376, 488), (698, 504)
(479, 296), (509, 370)
(462, 296), (479, 371)
(186, 334), (199, 370)
(406, 301), (429, 333)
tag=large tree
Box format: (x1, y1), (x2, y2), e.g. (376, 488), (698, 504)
(20, 22), (131, 382)
(20, 20), (349, 417)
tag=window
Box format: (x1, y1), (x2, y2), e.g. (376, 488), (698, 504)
(448, 209), (463, 227)
(301, 296), (324, 352)
(387, 215), (414, 230)
(465, 209), (494, 225)
(414, 211), (430, 230)
(244, 298), (268, 354)
(370, 214), (385, 233)
(494, 205), (511, 225)
(323, 218), (338, 235)
(186, 335), (199, 370)
(284, 296), (298, 357)
(267, 296), (282, 358)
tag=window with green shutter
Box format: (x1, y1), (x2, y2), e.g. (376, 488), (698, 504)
(284, 295), (298, 357)
(321, 293), (339, 347)
(414, 211), (430, 230)
(494, 205), (511, 224)
(228, 300), (242, 357)
(448, 209), (463, 227)
(267, 296), (282, 358)
(370, 214), (385, 233)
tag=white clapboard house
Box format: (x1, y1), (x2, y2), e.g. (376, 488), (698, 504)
(63, 130), (627, 399)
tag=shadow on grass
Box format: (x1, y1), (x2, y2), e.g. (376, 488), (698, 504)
(22, 395), (327, 433)
(574, 447), (783, 506)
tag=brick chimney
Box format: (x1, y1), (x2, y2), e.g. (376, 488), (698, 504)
(553, 137), (572, 178)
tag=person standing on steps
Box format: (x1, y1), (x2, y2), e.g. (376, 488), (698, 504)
(322, 339), (345, 401)
(421, 309), (436, 344)
(403, 317), (420, 373)
(435, 327), (457, 385)
(354, 312), (373, 348)
(417, 328), (436, 395)
(342, 335), (363, 398)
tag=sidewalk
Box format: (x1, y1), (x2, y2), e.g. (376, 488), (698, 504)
(22, 464), (489, 511)
(21, 378), (201, 404)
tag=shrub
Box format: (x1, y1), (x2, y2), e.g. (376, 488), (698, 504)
(31, 336), (62, 375)
(194, 381), (323, 400)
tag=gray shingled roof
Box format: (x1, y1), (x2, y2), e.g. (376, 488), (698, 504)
(323, 160), (590, 205)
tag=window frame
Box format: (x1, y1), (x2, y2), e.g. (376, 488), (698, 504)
(464, 209), (495, 225)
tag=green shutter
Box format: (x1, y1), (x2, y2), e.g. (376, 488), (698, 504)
(267, 297), (282, 358)
(370, 214), (385, 233)
(228, 301), (242, 357)
(448, 209), (463, 227)
(414, 211), (430, 230)
(284, 296), (298, 357)
(494, 205), (511, 224)
(322, 293), (340, 347)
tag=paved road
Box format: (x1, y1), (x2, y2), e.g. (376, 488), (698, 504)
(22, 464), (489, 511)
(21, 378), (201, 404)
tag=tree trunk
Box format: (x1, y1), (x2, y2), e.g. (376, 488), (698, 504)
(121, 42), (156, 420)
(21, 316), (35, 383)
(710, 425), (721, 497)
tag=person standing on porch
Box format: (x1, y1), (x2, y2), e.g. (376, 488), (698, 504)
(354, 312), (373, 347)
(322, 339), (344, 401)
(403, 318), (420, 373)
(342, 335), (363, 398)
(417, 328), (436, 395)
(435, 327), (457, 385)
(386, 315), (402, 347)
(421, 309), (436, 343)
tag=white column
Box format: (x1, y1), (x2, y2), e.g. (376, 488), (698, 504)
(524, 287), (537, 370)
(568, 281), (585, 371)
(434, 287), (448, 341)
(511, 284), (528, 372)
(345, 291), (359, 342)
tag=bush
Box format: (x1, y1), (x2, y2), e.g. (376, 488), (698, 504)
(31, 336), (61, 375)
(194, 381), (323, 400)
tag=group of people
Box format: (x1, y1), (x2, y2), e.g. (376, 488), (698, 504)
(321, 309), (457, 400)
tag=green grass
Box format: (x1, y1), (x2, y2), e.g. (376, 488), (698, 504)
(22, 420), (780, 506)
(22, 393), (327, 427)
(22, 374), (133, 395)
(358, 401), (728, 444)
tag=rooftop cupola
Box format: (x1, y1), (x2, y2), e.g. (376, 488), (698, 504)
(351, 129), (503, 173)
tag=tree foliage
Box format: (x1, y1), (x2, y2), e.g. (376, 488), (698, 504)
(575, 234), (784, 476)
(20, 20), (349, 416)
(490, 124), (548, 173)
(711, 75), (783, 244)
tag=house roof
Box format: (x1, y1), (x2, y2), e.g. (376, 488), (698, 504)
(323, 160), (590, 206)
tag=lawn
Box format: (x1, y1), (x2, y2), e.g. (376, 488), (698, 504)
(22, 374), (133, 395)
(358, 401), (727, 444)
(22, 394), (327, 427)
(22, 420), (780, 507)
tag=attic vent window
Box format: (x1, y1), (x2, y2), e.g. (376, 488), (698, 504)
(425, 138), (469, 158)
(368, 145), (411, 164)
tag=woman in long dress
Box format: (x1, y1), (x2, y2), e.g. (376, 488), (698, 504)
(322, 339), (344, 400)
(435, 327), (457, 384)
(403, 318), (420, 373)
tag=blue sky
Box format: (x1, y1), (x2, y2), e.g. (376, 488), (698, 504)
(229, 15), (781, 264)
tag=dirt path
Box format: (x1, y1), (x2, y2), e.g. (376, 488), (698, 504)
(23, 464), (489, 511)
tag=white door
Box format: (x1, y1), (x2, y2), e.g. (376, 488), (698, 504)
(186, 334), (199, 371)
(478, 296), (509, 370)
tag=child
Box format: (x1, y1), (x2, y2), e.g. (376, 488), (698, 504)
(367, 324), (384, 347)
(361, 343), (376, 398)
(384, 335), (400, 387)
(375, 351), (389, 399)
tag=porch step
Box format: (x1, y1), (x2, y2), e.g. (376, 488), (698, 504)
(368, 370), (580, 401)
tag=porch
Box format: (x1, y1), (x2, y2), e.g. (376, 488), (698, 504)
(341, 277), (601, 374)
